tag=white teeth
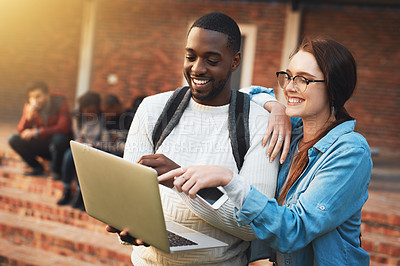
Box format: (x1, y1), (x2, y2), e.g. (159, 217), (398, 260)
(288, 97), (303, 103)
(193, 79), (209, 85)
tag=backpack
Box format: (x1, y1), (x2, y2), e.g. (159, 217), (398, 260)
(152, 86), (250, 171)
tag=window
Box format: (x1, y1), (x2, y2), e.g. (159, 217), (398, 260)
(232, 24), (257, 90)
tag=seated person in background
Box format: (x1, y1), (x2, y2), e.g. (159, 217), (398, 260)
(9, 81), (72, 176)
(129, 95), (145, 117)
(57, 91), (110, 210)
(101, 94), (133, 157)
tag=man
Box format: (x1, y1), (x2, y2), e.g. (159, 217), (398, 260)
(9, 81), (72, 176)
(108, 13), (280, 265)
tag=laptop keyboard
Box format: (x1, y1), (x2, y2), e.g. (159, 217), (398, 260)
(167, 231), (198, 247)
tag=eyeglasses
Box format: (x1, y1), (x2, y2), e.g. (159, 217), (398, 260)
(276, 71), (325, 93)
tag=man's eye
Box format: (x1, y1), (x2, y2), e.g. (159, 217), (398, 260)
(207, 59), (219, 65)
(185, 55), (196, 61)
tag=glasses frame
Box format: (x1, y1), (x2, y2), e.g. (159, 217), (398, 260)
(276, 71), (325, 92)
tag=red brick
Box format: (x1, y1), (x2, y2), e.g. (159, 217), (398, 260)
(378, 243), (400, 257)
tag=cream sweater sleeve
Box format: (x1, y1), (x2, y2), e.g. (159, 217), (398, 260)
(177, 104), (279, 241)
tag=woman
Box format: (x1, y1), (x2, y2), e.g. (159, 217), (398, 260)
(57, 91), (110, 210)
(159, 38), (372, 265)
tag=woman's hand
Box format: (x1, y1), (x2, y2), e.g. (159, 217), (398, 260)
(158, 166), (233, 199)
(262, 101), (291, 164)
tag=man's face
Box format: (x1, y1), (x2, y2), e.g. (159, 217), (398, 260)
(184, 27), (240, 106)
(28, 88), (49, 111)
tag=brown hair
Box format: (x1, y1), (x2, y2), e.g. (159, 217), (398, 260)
(278, 38), (357, 204)
(27, 81), (49, 95)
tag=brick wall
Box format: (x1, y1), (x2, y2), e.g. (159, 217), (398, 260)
(90, 0), (286, 109)
(0, 0), (82, 122)
(300, 4), (400, 151)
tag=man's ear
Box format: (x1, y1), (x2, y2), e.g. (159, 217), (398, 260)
(231, 52), (241, 72)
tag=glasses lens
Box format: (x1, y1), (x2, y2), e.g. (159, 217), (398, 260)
(294, 76), (307, 92)
(277, 73), (290, 89)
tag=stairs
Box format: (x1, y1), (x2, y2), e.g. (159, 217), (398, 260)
(0, 150), (132, 265)
(0, 149), (399, 265)
(361, 190), (400, 265)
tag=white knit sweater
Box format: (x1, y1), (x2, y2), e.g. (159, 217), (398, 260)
(123, 90), (278, 265)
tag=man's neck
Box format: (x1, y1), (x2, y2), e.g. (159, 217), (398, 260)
(192, 88), (232, 106)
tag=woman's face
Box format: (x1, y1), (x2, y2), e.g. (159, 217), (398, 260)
(284, 50), (331, 124)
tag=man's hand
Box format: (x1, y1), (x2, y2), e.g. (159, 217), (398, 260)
(105, 225), (149, 246)
(262, 101), (291, 164)
(137, 154), (180, 187)
(20, 128), (39, 140)
(25, 101), (39, 121)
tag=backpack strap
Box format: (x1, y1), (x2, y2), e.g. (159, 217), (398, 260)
(152, 86), (191, 153)
(152, 87), (250, 171)
(228, 90), (250, 171)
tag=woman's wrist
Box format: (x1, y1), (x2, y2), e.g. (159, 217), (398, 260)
(223, 173), (251, 209)
(221, 168), (234, 186)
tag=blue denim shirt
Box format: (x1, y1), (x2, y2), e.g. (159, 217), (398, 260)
(236, 119), (372, 265)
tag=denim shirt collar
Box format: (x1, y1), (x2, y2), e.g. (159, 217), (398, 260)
(313, 120), (356, 153)
(292, 119), (356, 154)
(278, 120), (357, 193)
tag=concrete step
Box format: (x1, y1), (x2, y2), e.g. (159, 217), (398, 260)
(363, 231), (400, 265)
(1, 149), (400, 265)
(362, 190), (400, 238)
(0, 210), (132, 265)
(0, 185), (105, 233)
(0, 166), (64, 198)
(0, 150), (47, 170)
(0, 238), (94, 266)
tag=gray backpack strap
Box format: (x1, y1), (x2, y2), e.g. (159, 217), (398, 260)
(152, 88), (250, 171)
(228, 90), (250, 171)
(152, 86), (191, 152)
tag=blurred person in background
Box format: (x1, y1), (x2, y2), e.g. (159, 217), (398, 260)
(57, 91), (109, 210)
(129, 95), (145, 117)
(101, 94), (133, 157)
(8, 81), (72, 177)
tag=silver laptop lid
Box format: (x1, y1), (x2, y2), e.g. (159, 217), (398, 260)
(70, 141), (171, 253)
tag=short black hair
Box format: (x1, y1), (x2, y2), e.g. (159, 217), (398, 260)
(27, 81), (49, 95)
(102, 94), (121, 107)
(78, 91), (101, 110)
(190, 12), (241, 54)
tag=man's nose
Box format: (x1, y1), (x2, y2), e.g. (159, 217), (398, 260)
(191, 59), (206, 75)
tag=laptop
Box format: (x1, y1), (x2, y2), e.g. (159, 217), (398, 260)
(70, 141), (227, 254)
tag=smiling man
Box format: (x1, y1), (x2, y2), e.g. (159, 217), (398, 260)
(110, 13), (279, 265)
(183, 25), (239, 106)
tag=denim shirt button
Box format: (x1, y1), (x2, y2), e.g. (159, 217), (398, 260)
(319, 205), (326, 211)
(285, 259), (291, 264)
